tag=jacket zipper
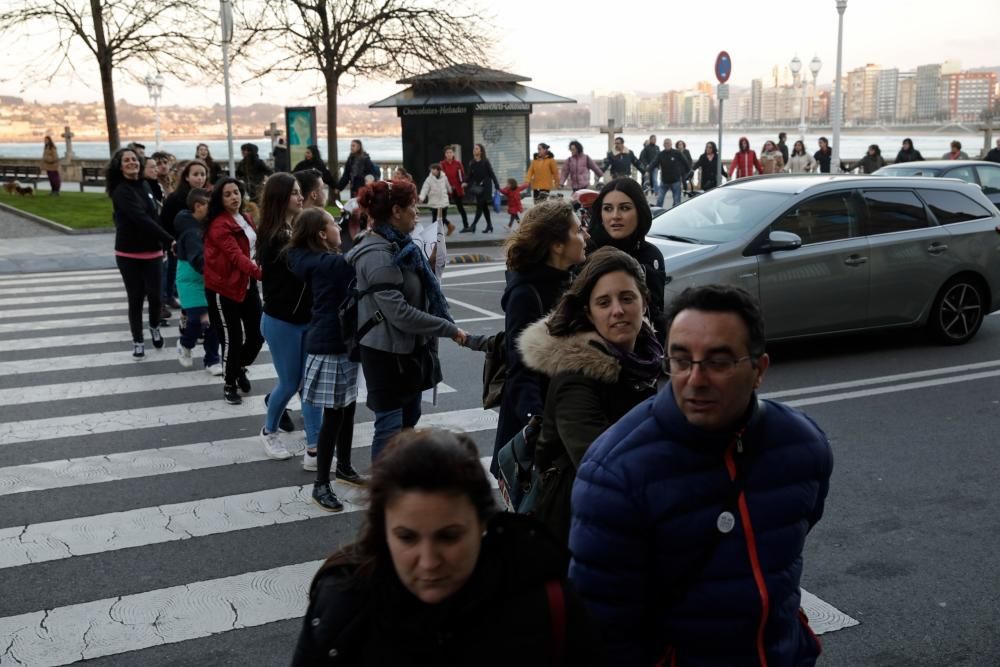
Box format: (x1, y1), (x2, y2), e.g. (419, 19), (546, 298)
(725, 435), (770, 667)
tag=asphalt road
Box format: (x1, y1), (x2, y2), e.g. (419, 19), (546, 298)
(0, 248), (998, 665)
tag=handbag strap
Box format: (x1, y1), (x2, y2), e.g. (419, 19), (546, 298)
(545, 580), (566, 666)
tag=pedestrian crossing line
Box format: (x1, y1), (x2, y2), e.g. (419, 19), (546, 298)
(0, 290), (126, 307)
(0, 409), (492, 497)
(0, 458), (495, 569)
(0, 268), (120, 284)
(0, 328), (180, 353)
(2, 301), (134, 320)
(0, 279), (122, 297)
(0, 315), (131, 335)
(0, 347), (201, 376)
(0, 401), (496, 447)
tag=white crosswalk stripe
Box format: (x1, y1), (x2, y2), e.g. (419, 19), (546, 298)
(0, 268), (856, 665)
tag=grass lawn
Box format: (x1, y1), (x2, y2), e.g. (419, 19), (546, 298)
(1, 192), (113, 230)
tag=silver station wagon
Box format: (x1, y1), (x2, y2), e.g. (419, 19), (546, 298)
(647, 175), (1000, 344)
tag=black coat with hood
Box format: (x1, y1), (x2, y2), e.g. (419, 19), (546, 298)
(491, 263), (572, 474)
(337, 150), (379, 196)
(293, 144), (335, 187)
(895, 141), (925, 163)
(291, 512), (607, 666)
(587, 202), (667, 343)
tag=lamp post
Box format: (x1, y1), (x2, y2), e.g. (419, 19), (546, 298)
(220, 0), (236, 178)
(143, 72), (165, 151)
(831, 0), (847, 173)
(809, 55), (822, 133)
(789, 55), (805, 140)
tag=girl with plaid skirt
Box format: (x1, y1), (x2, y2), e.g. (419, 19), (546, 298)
(288, 208), (363, 512)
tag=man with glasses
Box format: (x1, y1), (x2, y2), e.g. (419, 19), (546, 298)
(568, 284), (833, 666)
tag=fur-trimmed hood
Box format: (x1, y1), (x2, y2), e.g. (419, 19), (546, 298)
(517, 318), (620, 384)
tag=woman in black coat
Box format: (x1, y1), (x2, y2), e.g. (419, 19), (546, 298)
(690, 141), (727, 191)
(292, 429), (606, 666)
(293, 143), (335, 187)
(588, 177), (667, 343)
(895, 137), (925, 163)
(490, 199), (587, 475)
(461, 143), (501, 233)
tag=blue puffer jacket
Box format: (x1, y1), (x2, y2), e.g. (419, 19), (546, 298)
(288, 248), (355, 355)
(568, 385), (833, 667)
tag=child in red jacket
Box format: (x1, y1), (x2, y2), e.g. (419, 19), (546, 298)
(499, 178), (530, 230)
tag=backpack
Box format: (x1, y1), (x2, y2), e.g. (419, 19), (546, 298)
(338, 279), (398, 362)
(481, 285), (544, 409)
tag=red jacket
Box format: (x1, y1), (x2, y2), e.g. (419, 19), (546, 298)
(500, 184), (529, 214)
(731, 147), (763, 179)
(440, 158), (465, 198)
(203, 211), (262, 303)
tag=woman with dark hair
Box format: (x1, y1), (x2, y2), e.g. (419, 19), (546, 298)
(560, 140), (604, 192)
(461, 143), (501, 233)
(787, 140), (815, 173)
(895, 138), (924, 163)
(160, 159), (209, 310)
(345, 179), (470, 463)
(731, 136), (762, 179)
(859, 144), (887, 173)
(814, 136), (833, 173)
(491, 199), (587, 474)
(759, 140), (785, 174)
(108, 147), (176, 359)
(336, 139), (379, 198)
(943, 140), (969, 160)
(256, 173), (323, 461)
(292, 428), (605, 665)
(195, 143), (223, 185)
(288, 208), (363, 512)
(41, 136), (60, 196)
(518, 247), (662, 545)
(589, 177), (667, 342)
(203, 177), (264, 404)
(292, 144), (334, 187)
(690, 141), (727, 191)
(236, 143), (273, 201)
(674, 140), (694, 192)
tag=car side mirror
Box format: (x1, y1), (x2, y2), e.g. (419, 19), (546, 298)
(761, 230), (802, 252)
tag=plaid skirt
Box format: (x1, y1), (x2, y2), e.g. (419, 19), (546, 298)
(301, 353), (359, 408)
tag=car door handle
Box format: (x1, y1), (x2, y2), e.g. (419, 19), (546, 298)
(927, 243), (949, 255)
(843, 255), (868, 266)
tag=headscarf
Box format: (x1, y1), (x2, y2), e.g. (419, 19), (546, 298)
(372, 221), (452, 322)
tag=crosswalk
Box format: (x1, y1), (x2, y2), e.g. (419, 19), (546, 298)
(0, 268), (501, 665)
(0, 267), (858, 666)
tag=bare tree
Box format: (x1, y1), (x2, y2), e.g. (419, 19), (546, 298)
(0, 1), (216, 154)
(241, 0), (491, 183)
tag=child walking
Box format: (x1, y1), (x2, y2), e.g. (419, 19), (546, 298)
(287, 208), (364, 512)
(419, 162), (454, 236)
(499, 178), (530, 230)
(173, 188), (222, 374)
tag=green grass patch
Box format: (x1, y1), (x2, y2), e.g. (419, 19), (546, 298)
(1, 191), (113, 229)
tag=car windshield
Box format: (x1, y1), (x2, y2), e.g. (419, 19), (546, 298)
(877, 166), (944, 177)
(648, 188), (791, 244)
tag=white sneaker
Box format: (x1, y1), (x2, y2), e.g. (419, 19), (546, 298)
(176, 340), (193, 368)
(260, 427), (292, 460)
(205, 363), (224, 376)
(302, 449), (318, 471)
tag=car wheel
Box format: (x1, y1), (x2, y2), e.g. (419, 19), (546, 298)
(928, 277), (986, 345)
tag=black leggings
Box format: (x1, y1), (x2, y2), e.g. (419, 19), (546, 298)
(116, 255), (162, 343)
(206, 282), (264, 386)
(315, 402), (357, 484)
(471, 201), (492, 229)
(454, 198), (469, 228)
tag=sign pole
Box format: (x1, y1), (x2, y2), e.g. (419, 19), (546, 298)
(714, 51), (732, 188)
(717, 95), (724, 187)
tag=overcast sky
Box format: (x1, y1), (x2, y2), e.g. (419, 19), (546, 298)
(5, 0), (998, 108)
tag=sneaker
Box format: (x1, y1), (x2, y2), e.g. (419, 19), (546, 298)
(132, 342), (145, 360)
(205, 363), (224, 376)
(167, 298), (182, 309)
(260, 427), (292, 460)
(264, 392), (296, 433)
(236, 368), (252, 393)
(150, 327), (164, 349)
(335, 464), (367, 487)
(311, 483), (344, 513)
(302, 449), (318, 471)
(223, 384), (242, 405)
(176, 340), (193, 368)
(159, 305), (172, 321)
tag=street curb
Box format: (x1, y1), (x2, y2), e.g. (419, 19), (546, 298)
(0, 202), (113, 235)
(448, 253), (496, 264)
(444, 238), (506, 250)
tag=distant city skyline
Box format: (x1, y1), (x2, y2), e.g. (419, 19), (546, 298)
(1, 0), (997, 109)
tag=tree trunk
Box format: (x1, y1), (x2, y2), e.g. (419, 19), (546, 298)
(326, 73), (339, 188)
(89, 0), (119, 153)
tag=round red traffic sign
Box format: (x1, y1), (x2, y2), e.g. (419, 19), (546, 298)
(715, 51), (732, 84)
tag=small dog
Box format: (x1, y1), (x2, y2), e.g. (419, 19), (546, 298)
(3, 181), (34, 196)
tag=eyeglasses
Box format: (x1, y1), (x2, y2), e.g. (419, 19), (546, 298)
(665, 356), (754, 377)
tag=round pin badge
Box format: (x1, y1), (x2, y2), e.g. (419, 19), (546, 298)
(717, 511), (735, 534)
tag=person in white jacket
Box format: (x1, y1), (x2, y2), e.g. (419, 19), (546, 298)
(420, 163), (453, 236)
(787, 140), (816, 173)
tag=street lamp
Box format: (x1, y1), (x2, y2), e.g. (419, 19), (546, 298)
(831, 0), (847, 173)
(143, 72), (165, 151)
(220, 0), (236, 178)
(789, 55), (806, 141)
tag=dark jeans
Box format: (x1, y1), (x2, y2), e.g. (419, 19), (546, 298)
(206, 282), (264, 386)
(161, 255), (178, 302)
(371, 392), (422, 463)
(178, 305), (220, 366)
(46, 170), (61, 193)
(116, 255), (162, 343)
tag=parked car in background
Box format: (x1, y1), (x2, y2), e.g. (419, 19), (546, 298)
(874, 160), (1000, 207)
(647, 175), (1000, 344)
